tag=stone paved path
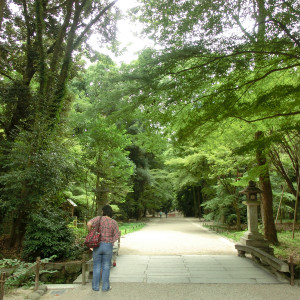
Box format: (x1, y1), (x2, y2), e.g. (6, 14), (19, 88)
(109, 254), (283, 284)
(35, 215), (300, 300)
(73, 216), (286, 285)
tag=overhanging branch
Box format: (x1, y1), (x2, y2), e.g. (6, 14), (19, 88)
(73, 0), (119, 49)
(0, 70), (14, 81)
(270, 18), (300, 47)
(236, 111), (300, 123)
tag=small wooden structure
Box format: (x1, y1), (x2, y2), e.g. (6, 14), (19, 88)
(65, 198), (77, 217)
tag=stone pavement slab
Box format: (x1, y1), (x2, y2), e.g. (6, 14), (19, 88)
(37, 217), (299, 300)
(39, 283), (300, 300)
(108, 254), (288, 284)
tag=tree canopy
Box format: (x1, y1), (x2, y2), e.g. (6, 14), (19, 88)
(0, 0), (299, 258)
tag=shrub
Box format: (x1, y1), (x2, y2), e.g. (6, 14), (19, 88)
(22, 208), (82, 261)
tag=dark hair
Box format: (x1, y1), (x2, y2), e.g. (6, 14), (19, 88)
(102, 205), (113, 217)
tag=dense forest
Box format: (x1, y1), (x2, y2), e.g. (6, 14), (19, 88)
(0, 0), (299, 261)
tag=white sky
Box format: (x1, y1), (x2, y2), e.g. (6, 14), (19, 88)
(90, 0), (153, 64)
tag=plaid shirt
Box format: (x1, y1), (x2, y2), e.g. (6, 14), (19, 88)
(89, 216), (120, 243)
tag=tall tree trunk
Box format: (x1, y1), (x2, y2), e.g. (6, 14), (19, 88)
(95, 169), (109, 215)
(192, 186), (198, 218)
(255, 131), (278, 244)
(0, 0), (5, 30)
(9, 213), (28, 248)
(96, 190), (108, 216)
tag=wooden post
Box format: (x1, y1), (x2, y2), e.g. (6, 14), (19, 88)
(82, 262), (87, 285)
(0, 272), (6, 300)
(290, 256), (294, 286)
(275, 184), (285, 224)
(292, 171), (300, 239)
(34, 257), (41, 291)
(82, 253), (88, 285)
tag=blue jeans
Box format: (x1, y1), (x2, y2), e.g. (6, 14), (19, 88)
(92, 242), (113, 291)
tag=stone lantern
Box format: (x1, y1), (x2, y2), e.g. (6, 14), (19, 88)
(240, 180), (262, 202)
(238, 180), (273, 253)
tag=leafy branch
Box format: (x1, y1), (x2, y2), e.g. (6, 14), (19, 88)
(236, 111), (300, 123)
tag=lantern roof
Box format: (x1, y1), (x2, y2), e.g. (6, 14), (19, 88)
(239, 180), (263, 195)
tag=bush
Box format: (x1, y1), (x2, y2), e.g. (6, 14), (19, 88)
(22, 208), (82, 261)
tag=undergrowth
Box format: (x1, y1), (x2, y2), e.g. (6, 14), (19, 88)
(0, 256), (56, 291)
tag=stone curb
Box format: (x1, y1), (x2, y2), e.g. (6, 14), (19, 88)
(25, 285), (47, 300)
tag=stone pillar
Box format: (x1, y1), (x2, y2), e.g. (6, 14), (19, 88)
(240, 200), (273, 254)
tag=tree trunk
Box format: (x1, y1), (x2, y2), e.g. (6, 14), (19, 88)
(9, 211), (28, 248)
(0, 0), (5, 30)
(197, 186), (202, 219)
(192, 186), (198, 218)
(233, 195), (241, 231)
(96, 190), (109, 216)
(255, 131), (278, 244)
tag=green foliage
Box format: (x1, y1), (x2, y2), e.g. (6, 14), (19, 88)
(22, 208), (82, 262)
(68, 62), (136, 212)
(68, 224), (88, 241)
(176, 187), (197, 217)
(66, 222), (145, 240)
(217, 230), (247, 242)
(119, 222), (146, 236)
(142, 168), (175, 213)
(272, 229), (300, 262)
(0, 0), (122, 248)
(1, 256), (56, 289)
(0, 128), (76, 218)
(1, 0), (299, 251)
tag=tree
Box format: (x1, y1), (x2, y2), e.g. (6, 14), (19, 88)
(1, 0), (120, 137)
(68, 58), (135, 216)
(123, 0), (300, 243)
(87, 118), (134, 214)
(269, 129), (300, 201)
(0, 0), (120, 247)
(72, 56), (172, 220)
(142, 168), (175, 215)
(165, 149), (209, 217)
(255, 131), (278, 243)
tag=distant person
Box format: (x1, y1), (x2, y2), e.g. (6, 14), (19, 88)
(87, 205), (120, 292)
(159, 211), (163, 218)
(165, 210), (168, 218)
